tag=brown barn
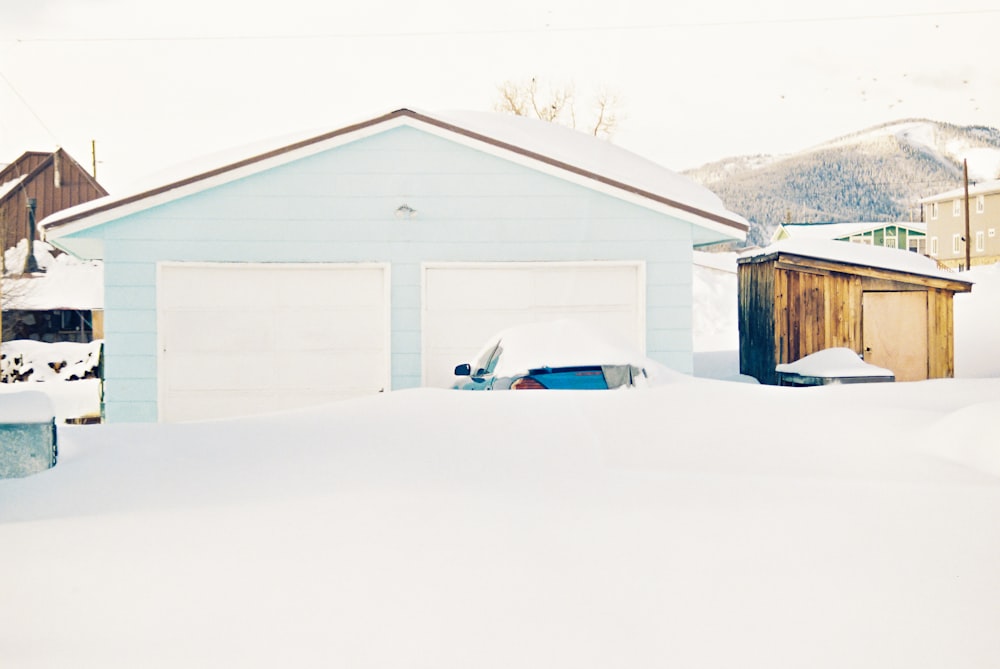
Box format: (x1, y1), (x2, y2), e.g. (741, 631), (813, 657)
(738, 240), (972, 385)
(1, 149), (107, 263)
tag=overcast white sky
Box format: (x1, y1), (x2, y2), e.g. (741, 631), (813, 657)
(1, 0), (998, 192)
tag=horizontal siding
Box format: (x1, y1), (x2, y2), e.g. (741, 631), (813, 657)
(68, 126), (700, 421)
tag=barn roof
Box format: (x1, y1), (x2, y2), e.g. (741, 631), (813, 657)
(39, 108), (747, 249)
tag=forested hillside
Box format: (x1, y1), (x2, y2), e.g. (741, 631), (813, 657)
(686, 120), (1000, 246)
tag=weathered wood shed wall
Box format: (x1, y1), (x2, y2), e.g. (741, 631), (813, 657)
(738, 244), (972, 385)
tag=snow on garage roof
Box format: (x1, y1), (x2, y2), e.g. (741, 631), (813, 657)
(39, 108), (747, 248)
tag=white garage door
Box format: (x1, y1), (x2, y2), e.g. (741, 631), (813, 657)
(158, 262), (389, 422)
(422, 261), (645, 388)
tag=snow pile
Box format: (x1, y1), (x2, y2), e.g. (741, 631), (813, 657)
(775, 347), (894, 378)
(0, 339), (102, 383)
(2, 382), (1000, 667)
(0, 390), (54, 423)
(2, 239), (103, 310)
(954, 262), (1000, 377)
(692, 251), (738, 352)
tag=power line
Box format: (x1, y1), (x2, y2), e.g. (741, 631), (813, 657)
(1, 8), (998, 43)
(0, 69), (60, 147)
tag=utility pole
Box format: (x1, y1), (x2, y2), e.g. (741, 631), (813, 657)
(91, 140), (98, 180)
(963, 159), (971, 271)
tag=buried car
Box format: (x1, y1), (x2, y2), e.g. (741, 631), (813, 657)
(452, 320), (649, 390)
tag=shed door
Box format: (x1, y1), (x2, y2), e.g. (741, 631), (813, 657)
(158, 262), (389, 422)
(422, 262), (645, 388)
(862, 291), (928, 381)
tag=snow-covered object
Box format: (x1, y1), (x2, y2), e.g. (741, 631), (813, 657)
(468, 319), (648, 377)
(2, 240), (103, 310)
(1, 339), (103, 383)
(0, 390), (54, 423)
(742, 238), (972, 284)
(776, 347), (894, 379)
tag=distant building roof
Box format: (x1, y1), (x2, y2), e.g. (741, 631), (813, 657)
(920, 179), (1000, 203)
(774, 221), (926, 243)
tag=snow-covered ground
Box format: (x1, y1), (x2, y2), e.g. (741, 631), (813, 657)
(1, 255), (999, 668)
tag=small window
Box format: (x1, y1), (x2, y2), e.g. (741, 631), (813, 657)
(952, 233), (963, 254)
(884, 237), (897, 249)
(953, 199), (962, 217)
(930, 237), (939, 256)
(931, 202), (939, 219)
(976, 231), (985, 252)
(977, 194), (985, 213)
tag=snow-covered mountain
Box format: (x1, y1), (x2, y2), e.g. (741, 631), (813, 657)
(686, 119), (1000, 246)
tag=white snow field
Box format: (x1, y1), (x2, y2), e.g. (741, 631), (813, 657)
(1, 256), (999, 668)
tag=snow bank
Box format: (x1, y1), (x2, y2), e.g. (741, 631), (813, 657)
(2, 239), (103, 310)
(1, 383), (999, 668)
(954, 262), (1000, 377)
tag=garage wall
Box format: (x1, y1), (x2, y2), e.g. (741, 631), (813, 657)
(72, 125), (695, 422)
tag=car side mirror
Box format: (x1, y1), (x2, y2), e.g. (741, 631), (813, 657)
(454, 363), (472, 376)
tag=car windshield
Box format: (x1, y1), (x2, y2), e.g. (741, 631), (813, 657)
(472, 340), (502, 376)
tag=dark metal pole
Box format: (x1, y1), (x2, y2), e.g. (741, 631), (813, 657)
(24, 197), (40, 274)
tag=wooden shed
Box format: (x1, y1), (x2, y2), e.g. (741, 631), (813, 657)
(738, 240), (972, 385)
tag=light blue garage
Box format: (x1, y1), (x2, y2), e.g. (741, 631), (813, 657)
(41, 108), (747, 422)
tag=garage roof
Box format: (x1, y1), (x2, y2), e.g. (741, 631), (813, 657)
(40, 108), (748, 247)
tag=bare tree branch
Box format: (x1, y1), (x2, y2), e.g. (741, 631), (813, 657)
(494, 78), (621, 139)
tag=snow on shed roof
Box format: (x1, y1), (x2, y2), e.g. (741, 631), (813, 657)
(40, 108), (747, 248)
(740, 238), (973, 287)
(776, 221), (925, 241)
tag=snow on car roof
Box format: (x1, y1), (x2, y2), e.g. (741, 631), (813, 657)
(486, 319), (645, 376)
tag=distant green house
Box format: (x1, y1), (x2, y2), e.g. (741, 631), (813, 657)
(771, 221), (927, 254)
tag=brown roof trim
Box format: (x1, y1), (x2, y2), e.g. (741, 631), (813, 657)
(43, 108), (747, 234)
(739, 250), (972, 291)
